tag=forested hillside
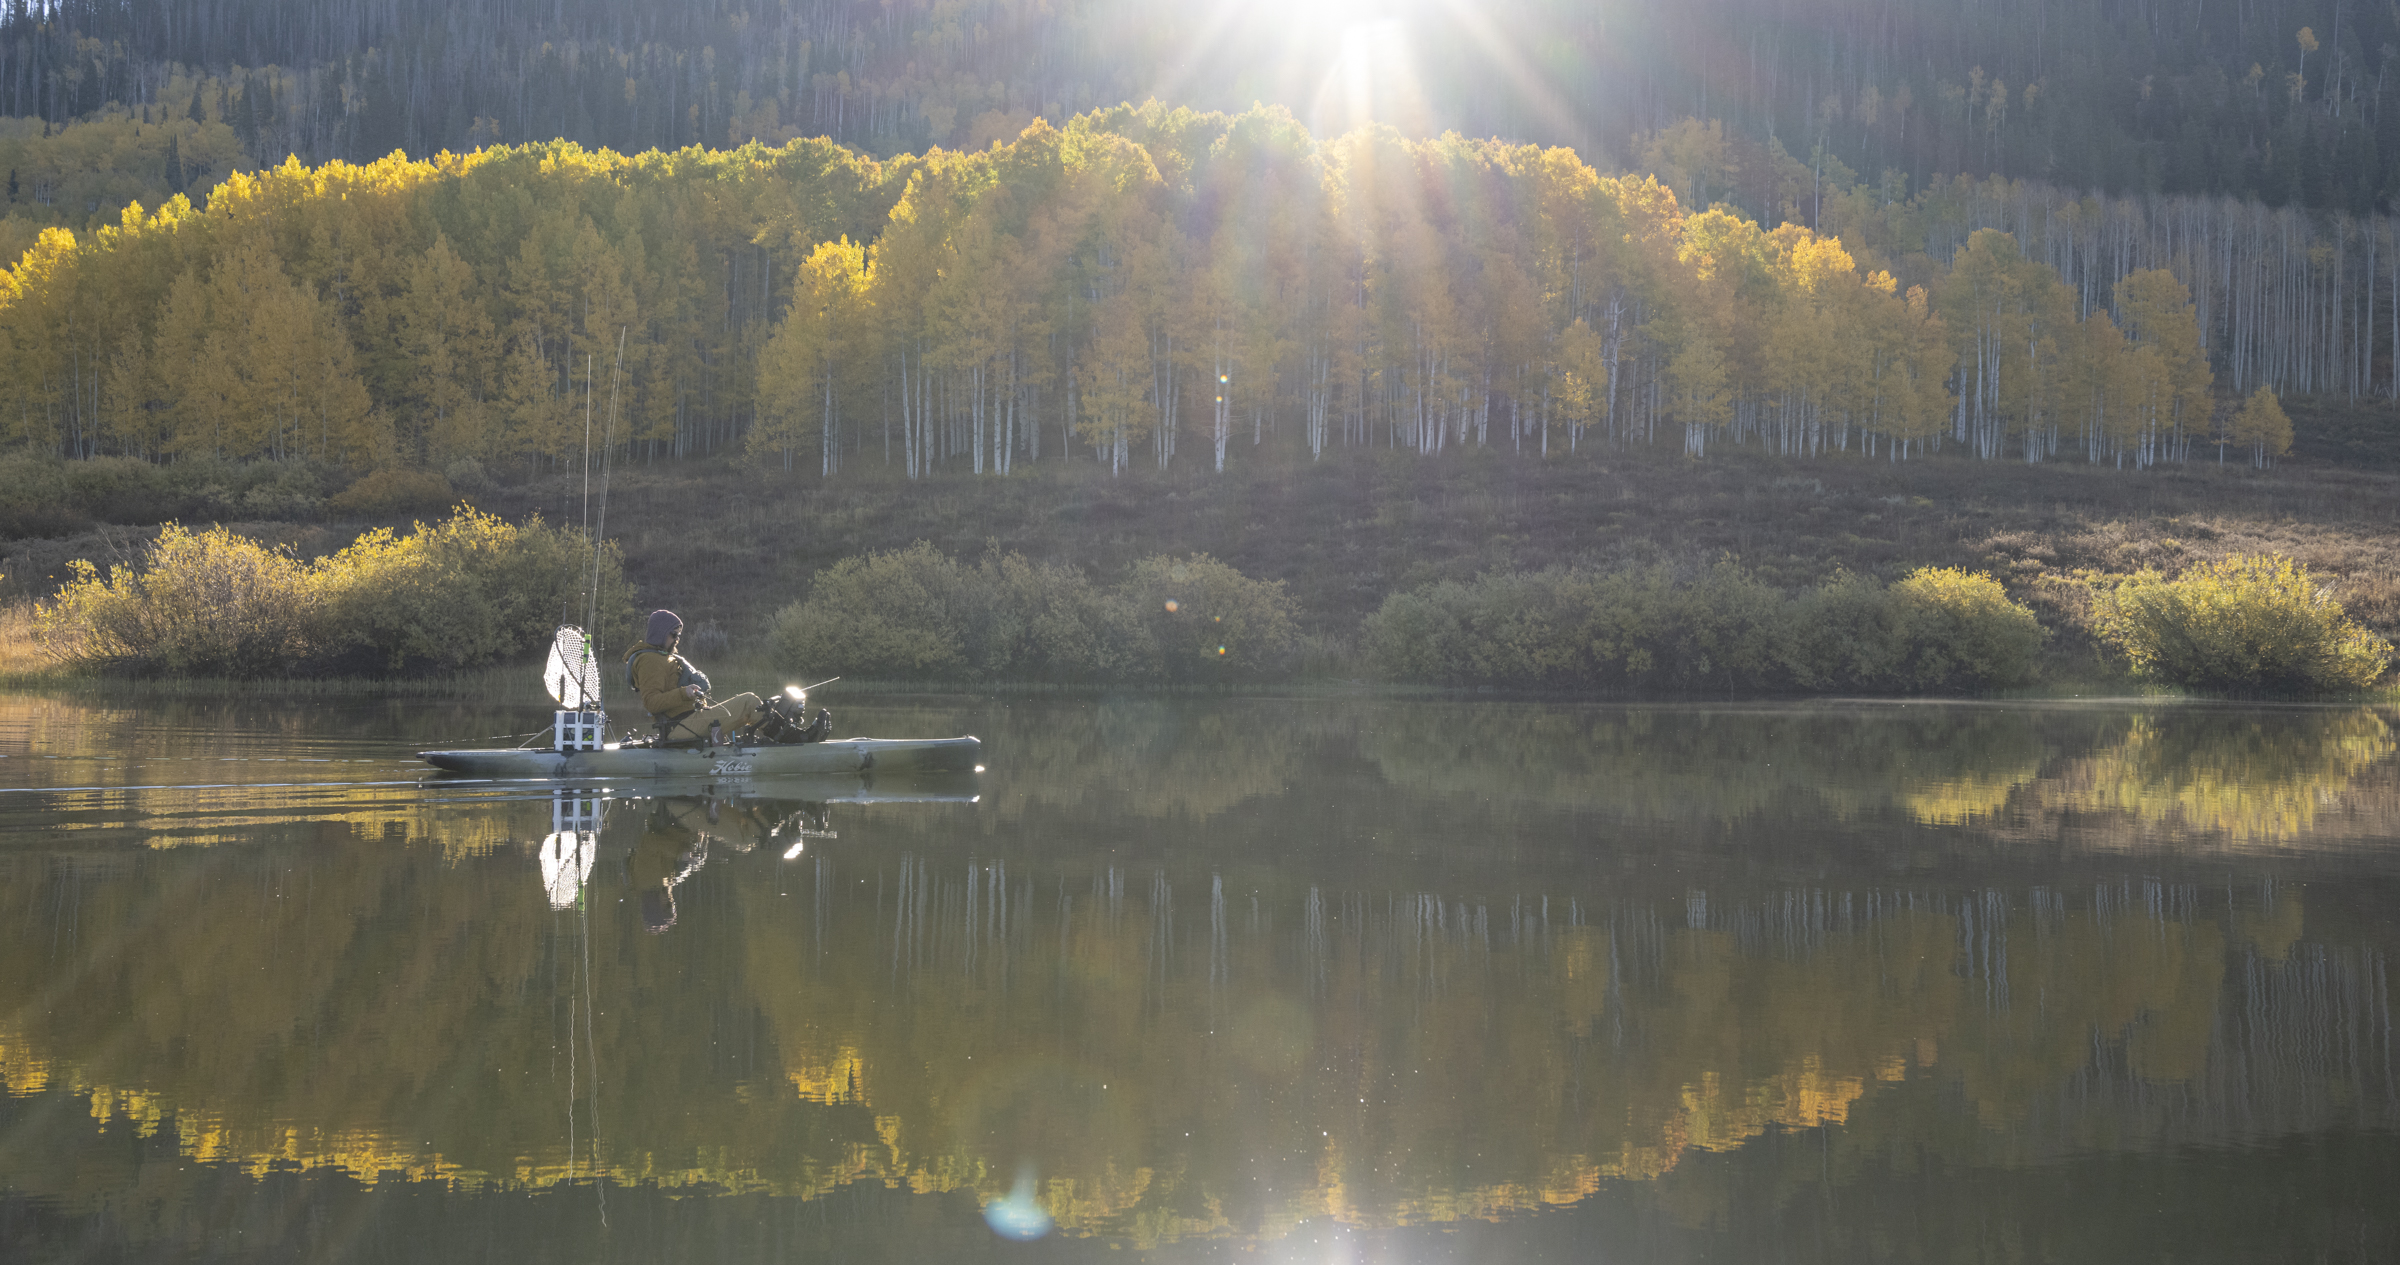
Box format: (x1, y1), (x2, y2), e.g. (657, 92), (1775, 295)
(4, 0), (2395, 218)
(0, 102), (2369, 482)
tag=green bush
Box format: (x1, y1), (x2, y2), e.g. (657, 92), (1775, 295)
(35, 509), (630, 678)
(770, 542), (977, 680)
(328, 467), (455, 518)
(1889, 566), (2046, 690)
(970, 549), (1149, 679)
(769, 544), (1297, 683)
(36, 525), (320, 677)
(1362, 564), (2044, 695)
(312, 508), (635, 672)
(2088, 555), (2393, 695)
(0, 453), (332, 536)
(1119, 554), (1301, 682)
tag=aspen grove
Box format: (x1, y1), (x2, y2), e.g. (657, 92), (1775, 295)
(0, 103), (2355, 480)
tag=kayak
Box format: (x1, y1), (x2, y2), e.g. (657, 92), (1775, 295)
(428, 626), (979, 780)
(418, 735), (982, 778)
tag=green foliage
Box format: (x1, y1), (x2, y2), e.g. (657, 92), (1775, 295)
(2088, 555), (2393, 696)
(1119, 554), (1301, 683)
(312, 508), (634, 672)
(36, 524), (318, 677)
(35, 509), (630, 678)
(2226, 387), (2293, 467)
(967, 549), (1150, 681)
(1887, 567), (2049, 690)
(769, 544), (1297, 683)
(769, 542), (975, 680)
(0, 453), (329, 536)
(327, 468), (457, 518)
(1362, 564), (2044, 694)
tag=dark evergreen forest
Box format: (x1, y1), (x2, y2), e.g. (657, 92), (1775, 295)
(4, 0), (2394, 213)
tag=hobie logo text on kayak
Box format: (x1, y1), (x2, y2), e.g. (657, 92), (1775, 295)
(710, 759), (755, 775)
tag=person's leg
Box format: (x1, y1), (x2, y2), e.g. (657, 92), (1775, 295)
(665, 694), (762, 743)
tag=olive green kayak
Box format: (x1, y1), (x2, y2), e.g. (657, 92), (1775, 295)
(418, 735), (982, 778)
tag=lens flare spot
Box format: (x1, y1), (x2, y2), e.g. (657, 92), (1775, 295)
(1217, 646), (1227, 655)
(1164, 599), (1179, 613)
(983, 1170), (1053, 1241)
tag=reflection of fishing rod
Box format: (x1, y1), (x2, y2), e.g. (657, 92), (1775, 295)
(782, 676), (840, 699)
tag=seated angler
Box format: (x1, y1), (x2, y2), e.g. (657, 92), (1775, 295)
(625, 609), (764, 746)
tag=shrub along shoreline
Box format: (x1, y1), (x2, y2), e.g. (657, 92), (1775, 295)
(31, 509), (633, 679)
(17, 513), (2395, 699)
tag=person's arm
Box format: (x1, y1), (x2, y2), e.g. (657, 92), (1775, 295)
(631, 650), (697, 715)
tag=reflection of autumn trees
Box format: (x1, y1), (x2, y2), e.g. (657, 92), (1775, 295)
(2037, 709), (2396, 841)
(3, 793), (2391, 1248)
(1358, 702), (2399, 842)
(1361, 702), (2064, 826)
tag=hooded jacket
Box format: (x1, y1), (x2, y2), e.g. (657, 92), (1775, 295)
(624, 641), (706, 718)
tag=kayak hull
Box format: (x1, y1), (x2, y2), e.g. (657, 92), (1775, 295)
(419, 736), (981, 778)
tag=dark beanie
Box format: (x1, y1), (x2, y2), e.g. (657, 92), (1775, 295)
(645, 610), (682, 644)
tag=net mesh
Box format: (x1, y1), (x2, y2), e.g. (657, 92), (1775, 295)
(543, 625), (604, 710)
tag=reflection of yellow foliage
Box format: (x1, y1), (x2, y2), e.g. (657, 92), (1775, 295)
(1046, 1165), (1157, 1236)
(2235, 896), (2304, 962)
(1671, 1057), (1866, 1156)
(2047, 710), (2392, 840)
(1903, 769), (2031, 825)
(15, 1047), (485, 1189)
(0, 1034), (55, 1093)
(1556, 926), (1608, 1033)
(1897, 708), (2395, 840)
(1538, 1155), (1603, 1205)
(786, 1043), (867, 1104)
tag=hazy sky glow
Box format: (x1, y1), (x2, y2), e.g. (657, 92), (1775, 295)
(1133, 0), (1594, 145)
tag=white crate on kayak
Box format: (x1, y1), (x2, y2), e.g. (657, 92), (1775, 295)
(554, 710), (606, 752)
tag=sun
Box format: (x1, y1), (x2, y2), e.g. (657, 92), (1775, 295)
(1138, 0), (1587, 148)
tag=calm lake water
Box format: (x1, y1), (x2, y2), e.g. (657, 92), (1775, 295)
(1, 690), (2396, 1263)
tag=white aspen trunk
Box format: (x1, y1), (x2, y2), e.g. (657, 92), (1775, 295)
(1213, 345), (1231, 472)
(970, 364), (985, 476)
(900, 346), (918, 479)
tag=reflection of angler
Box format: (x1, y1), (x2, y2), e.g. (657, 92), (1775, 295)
(768, 802), (838, 858)
(630, 796), (772, 933)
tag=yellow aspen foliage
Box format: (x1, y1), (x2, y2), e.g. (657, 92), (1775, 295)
(1551, 317), (1608, 440)
(1637, 118), (1739, 212)
(396, 235), (499, 465)
(2227, 386), (2293, 467)
(1076, 288), (1156, 473)
(0, 113), (2338, 480)
(754, 236), (871, 473)
(2113, 268), (2212, 447)
(496, 335), (572, 464)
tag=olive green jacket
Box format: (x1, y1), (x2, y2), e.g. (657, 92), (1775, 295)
(625, 641), (698, 718)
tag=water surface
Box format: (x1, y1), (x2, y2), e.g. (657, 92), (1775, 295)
(1, 692), (2395, 1262)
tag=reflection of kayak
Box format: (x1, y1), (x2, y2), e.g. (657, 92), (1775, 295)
(566, 771), (983, 804)
(418, 736), (982, 778)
